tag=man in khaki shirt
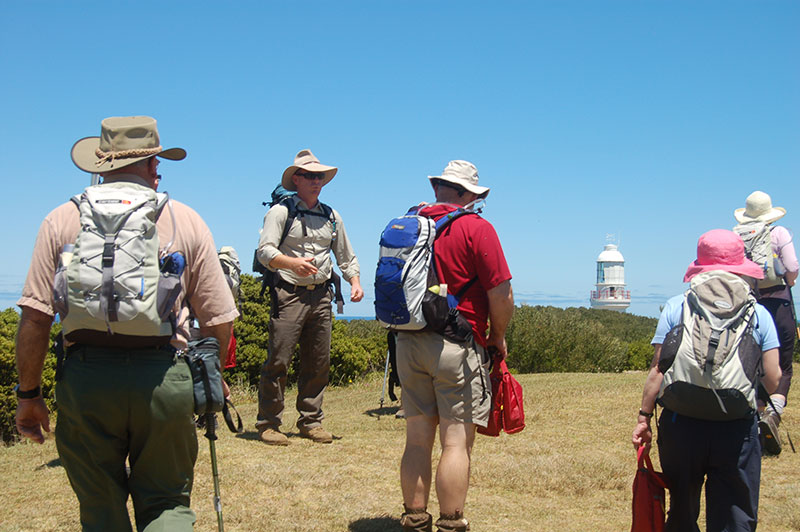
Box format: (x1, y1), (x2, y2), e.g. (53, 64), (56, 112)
(15, 116), (237, 531)
(256, 149), (363, 445)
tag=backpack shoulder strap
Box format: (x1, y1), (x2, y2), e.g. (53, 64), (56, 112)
(277, 196), (298, 248)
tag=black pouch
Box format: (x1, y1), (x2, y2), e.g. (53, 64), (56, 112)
(184, 337), (225, 415)
(421, 263), (476, 344)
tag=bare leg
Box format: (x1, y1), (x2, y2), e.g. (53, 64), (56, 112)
(401, 414), (438, 509)
(436, 418), (476, 515)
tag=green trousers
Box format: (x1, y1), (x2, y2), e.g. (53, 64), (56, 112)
(55, 346), (198, 532)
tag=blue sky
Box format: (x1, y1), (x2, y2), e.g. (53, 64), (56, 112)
(1, 1), (798, 319)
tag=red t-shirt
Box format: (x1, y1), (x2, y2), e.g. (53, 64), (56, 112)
(419, 204), (512, 346)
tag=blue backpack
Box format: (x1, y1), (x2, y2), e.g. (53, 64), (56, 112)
(374, 205), (477, 343)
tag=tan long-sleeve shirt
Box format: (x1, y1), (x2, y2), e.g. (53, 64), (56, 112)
(257, 196), (360, 286)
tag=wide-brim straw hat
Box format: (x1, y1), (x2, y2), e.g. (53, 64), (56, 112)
(281, 149), (337, 191)
(734, 190), (786, 224)
(428, 160), (490, 199)
(71, 116), (186, 174)
(683, 229), (764, 282)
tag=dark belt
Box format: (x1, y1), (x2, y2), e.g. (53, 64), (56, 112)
(275, 277), (329, 293)
(66, 343), (177, 357)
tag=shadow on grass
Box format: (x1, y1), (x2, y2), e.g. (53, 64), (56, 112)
(364, 405), (401, 419)
(235, 429), (344, 442)
(348, 516), (402, 531)
(35, 457), (62, 470)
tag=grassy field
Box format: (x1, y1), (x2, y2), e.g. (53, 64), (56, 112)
(1, 367), (799, 531)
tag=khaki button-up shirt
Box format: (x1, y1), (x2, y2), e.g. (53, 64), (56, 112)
(257, 196), (360, 286)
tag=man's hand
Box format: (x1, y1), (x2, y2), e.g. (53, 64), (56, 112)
(289, 257), (318, 277)
(350, 276), (364, 302)
(16, 397), (50, 444)
(632, 418), (652, 449)
(486, 335), (508, 359)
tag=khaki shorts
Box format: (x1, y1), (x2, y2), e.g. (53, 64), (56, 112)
(396, 330), (491, 426)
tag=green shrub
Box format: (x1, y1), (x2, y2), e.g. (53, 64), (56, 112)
(506, 305), (648, 373)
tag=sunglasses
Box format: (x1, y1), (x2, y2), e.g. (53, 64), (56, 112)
(296, 171), (326, 181)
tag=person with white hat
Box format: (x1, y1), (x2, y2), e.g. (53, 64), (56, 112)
(14, 116), (238, 530)
(396, 160), (514, 532)
(632, 229), (781, 532)
(733, 190), (798, 455)
(255, 149), (363, 445)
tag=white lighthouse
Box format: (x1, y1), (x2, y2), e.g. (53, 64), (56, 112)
(590, 243), (631, 312)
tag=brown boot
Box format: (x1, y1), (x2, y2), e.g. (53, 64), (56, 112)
(299, 425), (333, 444)
(258, 426), (289, 446)
(400, 505), (432, 532)
(435, 511), (469, 532)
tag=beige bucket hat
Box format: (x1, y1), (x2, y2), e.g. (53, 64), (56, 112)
(281, 149), (337, 191)
(428, 160), (490, 199)
(71, 116), (186, 174)
(734, 190), (786, 224)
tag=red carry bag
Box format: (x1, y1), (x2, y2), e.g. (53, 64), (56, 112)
(477, 355), (525, 436)
(500, 359), (525, 434)
(631, 445), (667, 532)
(476, 356), (503, 436)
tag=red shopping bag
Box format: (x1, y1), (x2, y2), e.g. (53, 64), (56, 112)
(500, 359), (525, 434)
(477, 357), (503, 436)
(631, 445), (667, 532)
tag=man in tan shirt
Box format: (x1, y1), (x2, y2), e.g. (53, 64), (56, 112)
(256, 149), (363, 445)
(15, 116), (237, 531)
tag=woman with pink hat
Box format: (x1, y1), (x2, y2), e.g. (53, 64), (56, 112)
(632, 229), (781, 532)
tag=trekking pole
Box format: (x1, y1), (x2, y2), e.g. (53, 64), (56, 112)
(380, 350), (390, 409)
(204, 412), (225, 532)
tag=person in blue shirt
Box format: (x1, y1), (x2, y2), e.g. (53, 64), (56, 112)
(632, 229), (781, 532)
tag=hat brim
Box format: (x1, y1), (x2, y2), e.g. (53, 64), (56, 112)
(428, 175), (490, 199)
(281, 162), (337, 191)
(71, 136), (186, 174)
(683, 260), (764, 283)
(733, 206), (786, 225)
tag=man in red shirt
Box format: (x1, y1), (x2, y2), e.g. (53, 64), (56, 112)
(397, 160), (514, 532)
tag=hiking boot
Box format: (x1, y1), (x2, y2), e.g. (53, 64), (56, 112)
(258, 426), (289, 446)
(299, 425), (333, 444)
(759, 411), (782, 456)
(435, 511), (470, 532)
(400, 506), (432, 532)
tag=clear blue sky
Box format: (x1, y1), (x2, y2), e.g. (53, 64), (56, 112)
(1, 1), (798, 319)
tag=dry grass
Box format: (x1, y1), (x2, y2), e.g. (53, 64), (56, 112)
(1, 365), (799, 531)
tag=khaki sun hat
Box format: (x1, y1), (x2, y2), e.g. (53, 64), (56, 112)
(281, 149), (337, 191)
(71, 116), (186, 174)
(428, 160), (490, 199)
(734, 190), (786, 224)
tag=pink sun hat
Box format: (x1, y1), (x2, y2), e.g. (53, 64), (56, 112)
(683, 229), (764, 282)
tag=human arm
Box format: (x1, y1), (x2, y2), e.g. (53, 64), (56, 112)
(15, 306), (54, 444)
(486, 280), (514, 358)
(785, 270), (798, 287)
(761, 348), (781, 394)
(632, 345), (664, 449)
(256, 203), (318, 276)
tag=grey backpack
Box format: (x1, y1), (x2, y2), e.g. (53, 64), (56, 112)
(657, 271), (762, 421)
(218, 246), (241, 303)
(733, 221), (783, 290)
(53, 182), (180, 346)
